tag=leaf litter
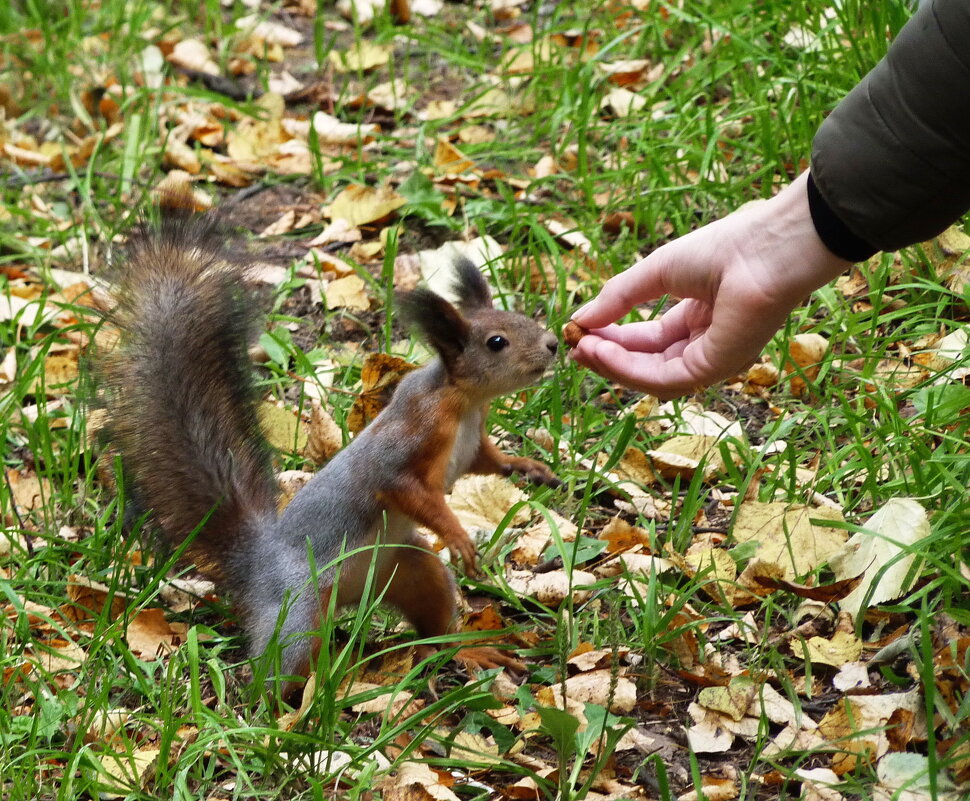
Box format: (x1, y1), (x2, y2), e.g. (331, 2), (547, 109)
(1, 1), (967, 799)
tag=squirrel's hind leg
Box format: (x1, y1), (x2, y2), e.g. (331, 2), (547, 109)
(382, 546), (525, 675)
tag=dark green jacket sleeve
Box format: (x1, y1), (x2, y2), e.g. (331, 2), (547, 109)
(811, 0), (970, 252)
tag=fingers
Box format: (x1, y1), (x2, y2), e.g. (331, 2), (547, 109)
(572, 335), (704, 399)
(571, 249), (674, 330)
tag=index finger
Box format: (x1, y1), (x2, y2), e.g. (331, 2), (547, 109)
(571, 250), (674, 330)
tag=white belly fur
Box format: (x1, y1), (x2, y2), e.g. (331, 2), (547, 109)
(446, 410), (483, 490)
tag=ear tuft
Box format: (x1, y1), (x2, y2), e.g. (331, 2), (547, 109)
(396, 288), (470, 367)
(452, 258), (492, 310)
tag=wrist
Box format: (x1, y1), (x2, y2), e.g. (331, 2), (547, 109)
(759, 171), (856, 296)
(806, 172), (878, 262)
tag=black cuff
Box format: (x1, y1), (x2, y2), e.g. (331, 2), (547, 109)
(806, 172), (878, 262)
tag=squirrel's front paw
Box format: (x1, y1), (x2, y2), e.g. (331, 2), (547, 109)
(502, 458), (561, 488)
(440, 530), (478, 574)
(456, 646), (526, 675)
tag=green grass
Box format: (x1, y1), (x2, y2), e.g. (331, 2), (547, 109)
(2, 0), (968, 799)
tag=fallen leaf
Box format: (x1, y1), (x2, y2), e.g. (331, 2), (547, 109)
(329, 41), (393, 72)
(506, 568), (596, 605)
(325, 275), (371, 311)
(447, 474), (531, 531)
(381, 761), (461, 801)
(817, 690), (926, 772)
(305, 400), (343, 464)
(536, 668), (637, 714)
(828, 499), (929, 620)
(328, 184), (406, 227)
(873, 753), (960, 801)
(167, 38), (219, 75)
(805, 630), (864, 668)
(732, 502), (847, 580)
(126, 608), (188, 659)
(236, 14), (303, 46)
(786, 333), (829, 394)
(347, 353), (419, 432)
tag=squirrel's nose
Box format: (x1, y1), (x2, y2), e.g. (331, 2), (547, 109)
(544, 332), (559, 356)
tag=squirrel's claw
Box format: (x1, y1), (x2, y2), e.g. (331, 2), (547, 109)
(442, 531), (478, 574)
(456, 646), (526, 675)
(501, 458), (561, 488)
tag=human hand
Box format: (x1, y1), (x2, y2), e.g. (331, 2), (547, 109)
(570, 171), (853, 399)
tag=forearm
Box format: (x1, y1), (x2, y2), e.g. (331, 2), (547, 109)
(811, 0), (970, 252)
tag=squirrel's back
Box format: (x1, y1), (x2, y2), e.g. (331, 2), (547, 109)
(104, 213), (278, 586)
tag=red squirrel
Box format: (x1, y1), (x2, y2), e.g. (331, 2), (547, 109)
(101, 211), (560, 696)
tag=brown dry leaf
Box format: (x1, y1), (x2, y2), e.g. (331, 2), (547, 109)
(162, 129), (202, 173)
(683, 546), (737, 604)
(325, 275), (370, 311)
(732, 501), (847, 580)
(734, 559), (786, 603)
(924, 225), (970, 299)
(752, 571), (865, 603)
(536, 668), (637, 714)
(305, 400), (343, 465)
(7, 468), (50, 514)
(745, 360), (779, 388)
(347, 353), (419, 433)
(862, 357), (927, 402)
(446, 474), (531, 531)
(677, 777), (738, 801)
(599, 516), (651, 554)
(329, 41), (393, 72)
(786, 333), (829, 394)
(365, 79), (417, 112)
(510, 511), (577, 565)
(348, 680), (425, 718)
(597, 58), (663, 89)
(381, 761), (461, 801)
(505, 568), (596, 606)
(259, 401), (309, 453)
(327, 184), (406, 227)
(544, 218), (592, 253)
(336, 0), (385, 26)
(817, 690), (926, 773)
(64, 576), (127, 624)
(433, 138), (475, 174)
(226, 92), (286, 164)
(567, 646), (631, 673)
(82, 708), (132, 745)
(126, 608), (188, 659)
(422, 99), (457, 120)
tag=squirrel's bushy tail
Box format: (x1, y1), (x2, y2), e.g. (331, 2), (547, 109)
(104, 212), (278, 585)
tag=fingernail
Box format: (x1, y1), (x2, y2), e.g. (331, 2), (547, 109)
(571, 302), (591, 321)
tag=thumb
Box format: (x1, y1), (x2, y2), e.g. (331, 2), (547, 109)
(571, 248), (676, 329)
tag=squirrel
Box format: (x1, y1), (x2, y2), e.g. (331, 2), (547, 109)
(101, 210), (560, 697)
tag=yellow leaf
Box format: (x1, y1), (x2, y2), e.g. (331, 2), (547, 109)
(327, 184), (406, 227)
(328, 41), (393, 72)
(325, 275), (370, 311)
(732, 502), (846, 579)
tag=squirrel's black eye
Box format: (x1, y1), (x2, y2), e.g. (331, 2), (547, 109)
(487, 335), (509, 352)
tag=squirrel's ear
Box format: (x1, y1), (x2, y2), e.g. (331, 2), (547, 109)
(397, 288), (470, 367)
(452, 258), (492, 311)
